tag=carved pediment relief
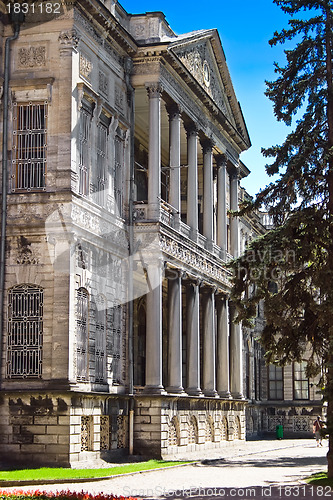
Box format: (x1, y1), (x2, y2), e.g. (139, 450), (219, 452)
(172, 40), (236, 126)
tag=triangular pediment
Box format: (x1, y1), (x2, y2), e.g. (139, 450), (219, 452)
(169, 30), (250, 147)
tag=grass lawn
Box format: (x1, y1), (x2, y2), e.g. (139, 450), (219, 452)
(306, 471), (333, 487)
(0, 460), (191, 483)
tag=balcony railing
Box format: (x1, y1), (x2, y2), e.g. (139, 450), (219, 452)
(133, 201), (232, 263)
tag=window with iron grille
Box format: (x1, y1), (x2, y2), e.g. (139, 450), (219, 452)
(95, 294), (106, 383)
(111, 303), (122, 384)
(76, 287), (89, 381)
(6, 284), (43, 378)
(114, 135), (123, 216)
(12, 102), (47, 191)
(96, 119), (108, 207)
(268, 364), (284, 400)
(293, 361), (309, 400)
(78, 106), (92, 197)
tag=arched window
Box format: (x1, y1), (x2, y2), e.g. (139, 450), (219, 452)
(76, 287), (89, 381)
(7, 284), (43, 378)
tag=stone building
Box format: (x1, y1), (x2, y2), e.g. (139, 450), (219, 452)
(238, 194), (324, 439)
(0, 0), (253, 466)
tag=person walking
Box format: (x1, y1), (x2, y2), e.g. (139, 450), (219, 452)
(313, 415), (324, 446)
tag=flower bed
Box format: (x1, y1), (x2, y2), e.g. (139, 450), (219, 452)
(0, 491), (137, 500)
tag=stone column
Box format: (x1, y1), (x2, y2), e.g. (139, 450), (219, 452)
(229, 302), (244, 399)
(217, 155), (228, 259)
(167, 104), (181, 228)
(186, 126), (198, 241)
(167, 270), (184, 393)
(186, 280), (201, 395)
(147, 84), (163, 219)
(216, 295), (231, 398)
(229, 167), (240, 258)
(202, 286), (217, 397)
(202, 141), (214, 247)
(144, 260), (164, 394)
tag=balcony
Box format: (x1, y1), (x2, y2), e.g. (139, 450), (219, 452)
(133, 201), (231, 264)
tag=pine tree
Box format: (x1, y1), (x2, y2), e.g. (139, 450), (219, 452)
(229, 0), (333, 476)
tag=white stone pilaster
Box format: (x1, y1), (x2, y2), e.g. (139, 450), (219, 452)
(202, 141), (214, 246)
(229, 167), (240, 258)
(167, 270), (184, 393)
(186, 280), (201, 395)
(147, 84), (163, 219)
(144, 260), (164, 394)
(217, 155), (228, 259)
(229, 303), (244, 399)
(202, 287), (217, 397)
(186, 126), (198, 240)
(167, 104), (181, 228)
(216, 295), (231, 398)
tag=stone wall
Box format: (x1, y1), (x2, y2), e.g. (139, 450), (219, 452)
(134, 396), (246, 459)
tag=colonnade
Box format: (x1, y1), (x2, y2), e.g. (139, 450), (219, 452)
(143, 84), (243, 400)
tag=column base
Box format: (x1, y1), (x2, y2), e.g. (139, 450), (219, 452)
(166, 386), (185, 395)
(186, 387), (203, 396)
(203, 389), (218, 397)
(143, 385), (166, 395)
(231, 391), (245, 400)
(218, 390), (232, 399)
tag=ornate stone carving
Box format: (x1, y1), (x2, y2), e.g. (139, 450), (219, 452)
(99, 71), (108, 96)
(16, 248), (39, 265)
(18, 46), (46, 68)
(168, 416), (180, 446)
(115, 86), (124, 110)
(146, 83), (163, 99)
(188, 415), (199, 444)
(117, 415), (128, 448)
(58, 29), (80, 52)
(80, 53), (93, 81)
(100, 416), (110, 450)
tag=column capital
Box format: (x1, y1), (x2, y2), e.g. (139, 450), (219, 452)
(201, 138), (214, 155)
(165, 267), (184, 280)
(166, 102), (182, 120)
(146, 82), (163, 98)
(185, 123), (199, 138)
(216, 153), (228, 168)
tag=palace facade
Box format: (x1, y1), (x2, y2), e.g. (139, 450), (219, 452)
(0, 0), (323, 467)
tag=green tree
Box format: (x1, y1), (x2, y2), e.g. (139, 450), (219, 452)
(229, 0), (333, 475)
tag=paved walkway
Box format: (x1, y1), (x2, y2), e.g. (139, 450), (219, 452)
(0, 439), (330, 499)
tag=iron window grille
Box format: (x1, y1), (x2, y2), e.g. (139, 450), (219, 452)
(78, 106), (91, 197)
(114, 135), (123, 216)
(95, 294), (107, 383)
(76, 287), (89, 381)
(96, 120), (108, 206)
(6, 284), (43, 378)
(12, 102), (47, 191)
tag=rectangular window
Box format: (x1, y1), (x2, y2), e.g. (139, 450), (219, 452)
(78, 106), (91, 196)
(293, 361), (309, 400)
(12, 102), (47, 191)
(96, 120), (108, 206)
(114, 135), (123, 217)
(95, 295), (106, 384)
(76, 288), (89, 381)
(268, 364), (283, 400)
(7, 284), (43, 378)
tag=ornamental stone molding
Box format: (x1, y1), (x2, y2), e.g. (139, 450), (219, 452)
(146, 83), (163, 98)
(58, 29), (80, 53)
(17, 46), (46, 68)
(79, 53), (93, 81)
(99, 71), (108, 96)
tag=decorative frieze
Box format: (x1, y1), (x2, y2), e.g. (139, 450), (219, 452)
(99, 71), (108, 96)
(17, 46), (46, 68)
(80, 53), (93, 81)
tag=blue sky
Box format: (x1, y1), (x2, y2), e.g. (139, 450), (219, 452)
(121, 0), (295, 196)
